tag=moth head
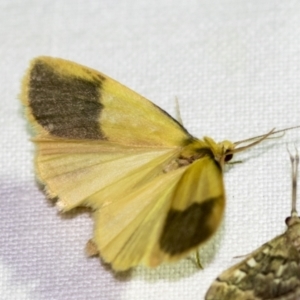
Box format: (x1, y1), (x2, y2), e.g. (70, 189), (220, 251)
(203, 137), (235, 165)
(285, 215), (300, 226)
(218, 140), (235, 162)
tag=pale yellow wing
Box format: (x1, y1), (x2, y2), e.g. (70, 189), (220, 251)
(92, 156), (225, 271)
(21, 56), (192, 147)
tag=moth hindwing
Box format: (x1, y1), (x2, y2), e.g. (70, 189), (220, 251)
(20, 56), (294, 271)
(205, 150), (300, 300)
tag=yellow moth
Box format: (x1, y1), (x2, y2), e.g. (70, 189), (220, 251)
(20, 56), (295, 271)
(205, 150), (300, 300)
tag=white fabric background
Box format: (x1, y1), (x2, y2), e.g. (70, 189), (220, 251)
(1, 1), (300, 299)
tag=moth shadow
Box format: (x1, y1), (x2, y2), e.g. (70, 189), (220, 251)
(34, 181), (134, 285)
(126, 259), (199, 282)
(97, 259), (133, 281)
(87, 231), (225, 283)
(197, 218), (226, 267)
(58, 206), (92, 220)
(122, 221), (226, 283)
(88, 248), (200, 282)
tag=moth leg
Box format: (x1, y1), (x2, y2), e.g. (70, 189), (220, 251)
(227, 160), (243, 165)
(195, 251), (203, 269)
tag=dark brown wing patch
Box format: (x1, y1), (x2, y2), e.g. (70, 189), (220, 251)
(28, 60), (106, 140)
(159, 197), (223, 255)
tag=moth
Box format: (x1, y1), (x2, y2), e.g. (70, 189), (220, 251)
(205, 151), (300, 300)
(20, 56), (294, 271)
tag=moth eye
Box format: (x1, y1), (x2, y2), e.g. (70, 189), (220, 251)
(224, 153), (233, 162)
(285, 216), (291, 225)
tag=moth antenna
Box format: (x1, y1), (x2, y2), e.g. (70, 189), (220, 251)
(234, 125), (300, 146)
(174, 96), (183, 125)
(229, 128), (275, 155)
(287, 145), (299, 216)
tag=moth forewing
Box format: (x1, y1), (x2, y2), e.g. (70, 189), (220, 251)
(20, 56), (300, 271)
(205, 151), (300, 300)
